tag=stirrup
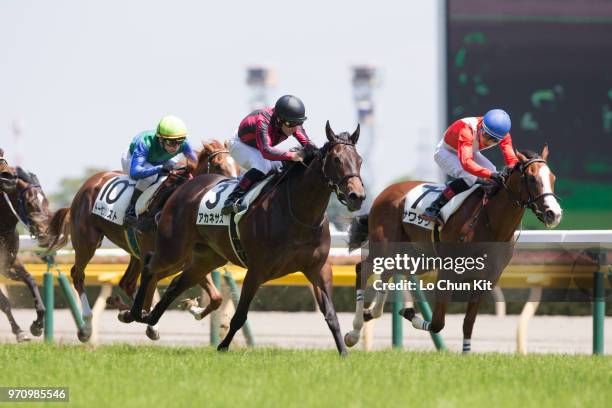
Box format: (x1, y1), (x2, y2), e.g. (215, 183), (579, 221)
(221, 200), (242, 215)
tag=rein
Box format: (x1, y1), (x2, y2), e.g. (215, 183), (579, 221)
(2, 190), (30, 230)
(284, 140), (360, 228)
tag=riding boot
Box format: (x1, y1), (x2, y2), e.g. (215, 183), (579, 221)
(421, 178), (470, 225)
(220, 168), (266, 215)
(421, 190), (451, 225)
(124, 189), (143, 227)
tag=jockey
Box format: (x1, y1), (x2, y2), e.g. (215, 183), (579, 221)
(220, 95), (314, 215)
(421, 109), (519, 225)
(121, 115), (197, 226)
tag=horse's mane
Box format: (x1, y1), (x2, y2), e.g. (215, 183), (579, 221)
(518, 150), (541, 160)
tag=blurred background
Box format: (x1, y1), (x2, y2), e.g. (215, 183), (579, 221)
(1, 0), (611, 229)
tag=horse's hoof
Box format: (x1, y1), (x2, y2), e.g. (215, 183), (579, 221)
(178, 298), (198, 311)
(146, 325), (160, 341)
(16, 331), (31, 343)
(77, 328), (91, 343)
(344, 331), (360, 348)
(134, 311), (149, 324)
(217, 344), (229, 352)
(30, 320), (44, 337)
(399, 308), (416, 321)
(118, 310), (135, 324)
(363, 309), (374, 322)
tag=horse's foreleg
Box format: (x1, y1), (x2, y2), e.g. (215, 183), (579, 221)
(400, 301), (447, 334)
(0, 285), (28, 342)
(307, 262), (347, 355)
(218, 271), (261, 352)
(462, 298), (483, 354)
(10, 260), (44, 337)
(147, 249), (225, 327)
(123, 252), (157, 323)
(118, 256), (141, 299)
(70, 233), (100, 342)
(188, 274), (222, 320)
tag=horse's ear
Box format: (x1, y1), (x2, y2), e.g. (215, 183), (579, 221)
(350, 124), (361, 145)
(224, 139), (229, 149)
(541, 144), (549, 161)
(325, 120), (336, 142)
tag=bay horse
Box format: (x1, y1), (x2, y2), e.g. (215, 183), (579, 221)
(344, 146), (563, 352)
(121, 122), (365, 355)
(42, 140), (239, 342)
(0, 153), (52, 342)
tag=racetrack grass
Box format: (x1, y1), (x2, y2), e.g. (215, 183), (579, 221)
(1, 344), (611, 408)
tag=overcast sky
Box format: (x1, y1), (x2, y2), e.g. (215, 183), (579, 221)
(0, 0), (443, 197)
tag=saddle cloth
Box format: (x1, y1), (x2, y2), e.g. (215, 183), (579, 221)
(196, 176), (272, 227)
(92, 175), (166, 226)
(402, 182), (480, 230)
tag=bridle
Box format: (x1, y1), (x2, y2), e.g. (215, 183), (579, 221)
(320, 140), (363, 206)
(502, 158), (559, 216)
(2, 177), (43, 235)
(205, 149), (230, 173)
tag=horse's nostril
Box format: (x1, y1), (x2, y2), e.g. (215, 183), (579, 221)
(545, 209), (556, 222)
(348, 192), (358, 201)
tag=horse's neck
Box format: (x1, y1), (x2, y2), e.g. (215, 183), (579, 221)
(484, 186), (525, 241)
(0, 192), (19, 230)
(286, 159), (331, 227)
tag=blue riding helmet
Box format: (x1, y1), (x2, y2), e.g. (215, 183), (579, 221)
(482, 109), (511, 140)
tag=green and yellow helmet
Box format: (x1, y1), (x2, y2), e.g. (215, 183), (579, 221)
(156, 115), (187, 139)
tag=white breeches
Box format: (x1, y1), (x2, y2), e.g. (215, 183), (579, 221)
(227, 135), (283, 174)
(433, 140), (496, 186)
(121, 150), (178, 191)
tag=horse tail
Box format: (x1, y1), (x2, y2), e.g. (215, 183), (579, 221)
(42, 207), (71, 255)
(348, 214), (369, 252)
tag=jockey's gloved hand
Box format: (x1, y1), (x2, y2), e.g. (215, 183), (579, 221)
(160, 162), (174, 174)
(490, 171), (505, 184)
(291, 149), (306, 162)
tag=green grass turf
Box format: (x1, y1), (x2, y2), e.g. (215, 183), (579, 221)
(1, 344), (611, 408)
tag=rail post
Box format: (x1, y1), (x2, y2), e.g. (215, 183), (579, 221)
(43, 265), (54, 343)
(593, 251), (606, 355)
(210, 270), (222, 346)
(391, 274), (403, 348)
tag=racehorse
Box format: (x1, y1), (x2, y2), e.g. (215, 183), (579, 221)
(344, 146), (563, 352)
(120, 122), (365, 355)
(42, 140), (239, 341)
(0, 152), (52, 342)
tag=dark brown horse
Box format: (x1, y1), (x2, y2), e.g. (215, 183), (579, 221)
(121, 122), (365, 354)
(344, 146), (562, 352)
(0, 153), (52, 342)
(43, 140), (239, 342)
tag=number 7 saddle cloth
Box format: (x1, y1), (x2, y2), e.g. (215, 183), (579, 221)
(403, 182), (480, 231)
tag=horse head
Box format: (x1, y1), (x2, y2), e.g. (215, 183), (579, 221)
(195, 140), (239, 177)
(0, 156), (17, 193)
(502, 145), (562, 228)
(13, 167), (52, 244)
(320, 121), (366, 212)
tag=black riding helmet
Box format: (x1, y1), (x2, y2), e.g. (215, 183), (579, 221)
(274, 95), (307, 124)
